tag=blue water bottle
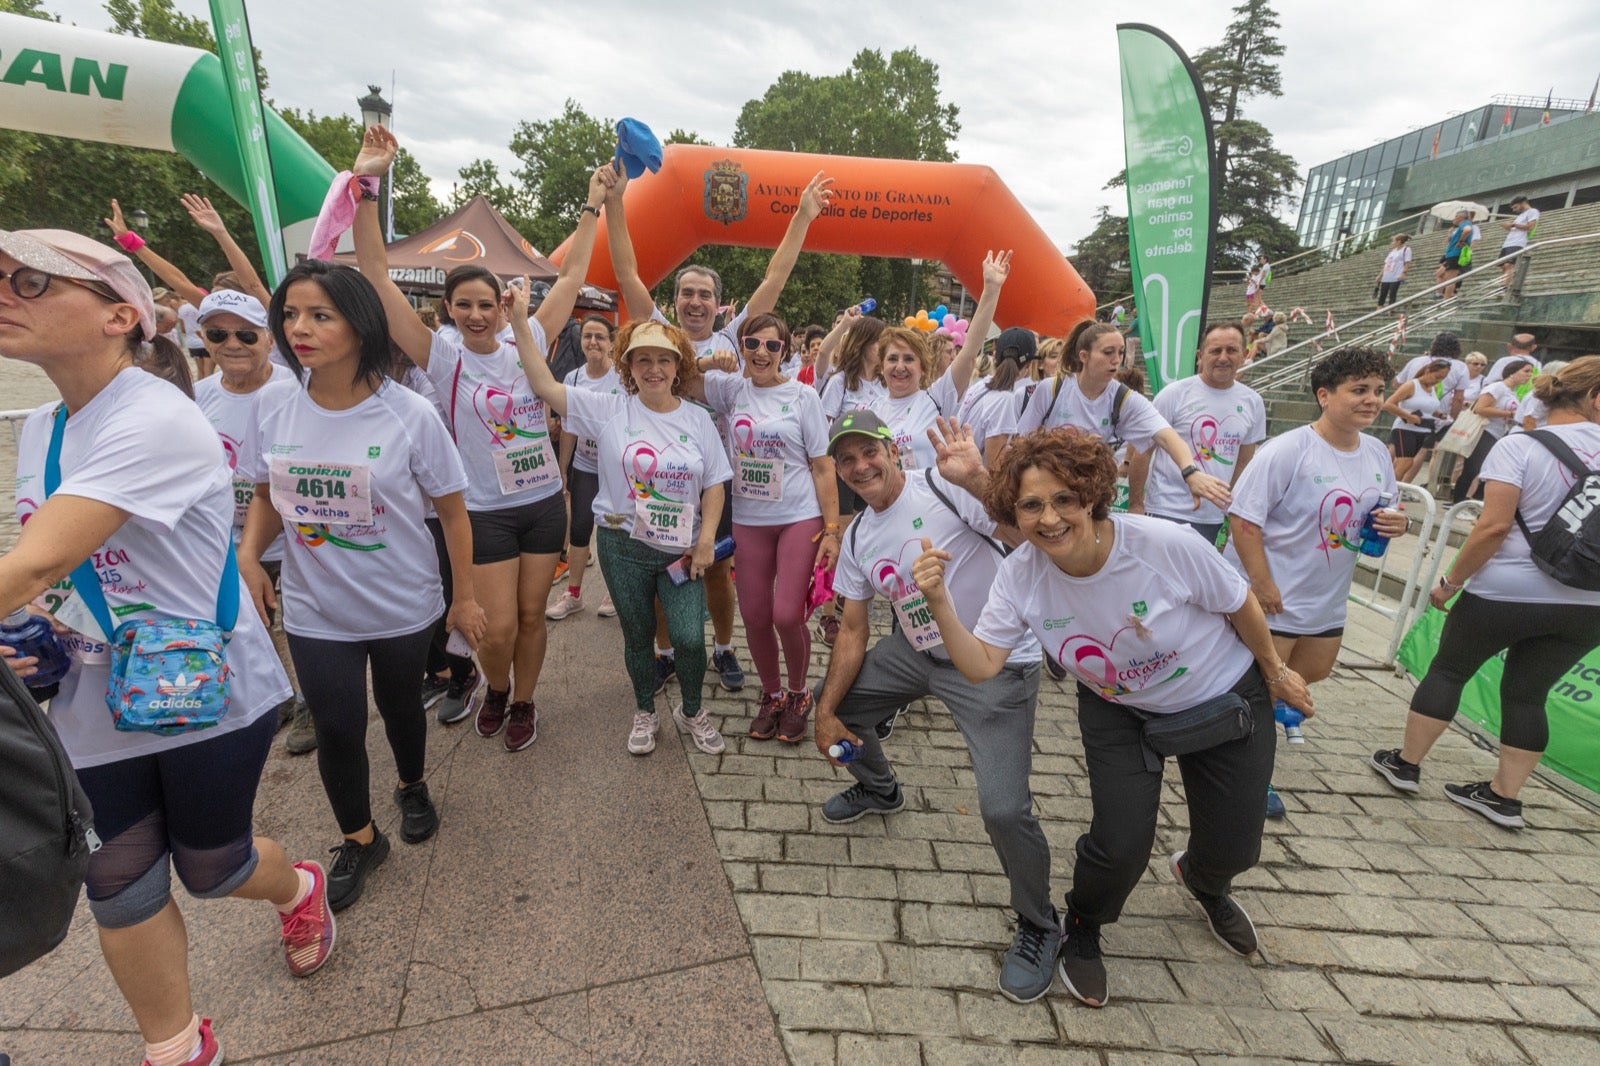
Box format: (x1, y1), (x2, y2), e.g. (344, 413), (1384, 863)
(1274, 700), (1305, 744)
(1358, 492), (1397, 558)
(666, 534), (737, 586)
(856, 297), (877, 314)
(828, 739), (861, 763)
(0, 607), (72, 689)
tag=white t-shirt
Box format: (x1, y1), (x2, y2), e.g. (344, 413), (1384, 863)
(1503, 208), (1540, 250)
(1389, 380), (1445, 434)
(871, 390), (942, 472)
(652, 306), (746, 362)
(562, 364), (624, 474)
(1396, 355), (1468, 401)
(194, 365), (296, 563)
(1462, 374), (1486, 407)
(701, 372), (828, 526)
(1516, 394), (1548, 431)
(178, 302), (203, 350)
(561, 391), (732, 547)
(953, 378), (1018, 458)
(12, 370), (290, 769)
(818, 373), (887, 422)
(1016, 375), (1170, 453)
(1224, 425), (1397, 635)
(1486, 355), (1540, 384)
(1479, 381), (1521, 439)
(835, 470), (1038, 666)
(975, 516), (1254, 714)
(1146, 376), (1267, 525)
(1470, 423), (1600, 606)
(1380, 246), (1413, 283)
(242, 380), (468, 641)
(426, 327), (562, 512)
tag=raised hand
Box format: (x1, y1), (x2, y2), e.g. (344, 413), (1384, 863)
(587, 163), (618, 208)
(505, 274), (532, 319)
(927, 416), (985, 492)
(981, 249), (1014, 288)
(910, 536), (953, 604)
(797, 172), (836, 223)
(606, 162), (629, 205)
(352, 125), (397, 178)
(180, 193), (227, 235)
(104, 198), (129, 236)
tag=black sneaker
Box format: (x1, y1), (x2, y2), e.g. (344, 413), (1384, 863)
(1170, 850), (1258, 956)
(712, 648), (745, 692)
(654, 655), (677, 695)
(1057, 912), (1107, 1007)
(1445, 781), (1525, 828)
(875, 704), (908, 741)
(420, 674), (449, 711)
(436, 669), (481, 725)
(1370, 749), (1421, 793)
(394, 782), (440, 844)
(326, 829), (390, 912)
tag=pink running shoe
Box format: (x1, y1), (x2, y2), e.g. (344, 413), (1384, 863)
(279, 860), (336, 977)
(140, 1017), (221, 1065)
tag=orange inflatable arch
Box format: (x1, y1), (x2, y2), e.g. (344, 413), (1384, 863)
(551, 144), (1095, 337)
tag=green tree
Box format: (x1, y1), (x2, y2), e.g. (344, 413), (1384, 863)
(276, 108), (441, 236)
(506, 100), (616, 254)
(452, 158), (532, 232)
(1194, 0), (1302, 264)
(1069, 206), (1131, 300)
(105, 0), (267, 92)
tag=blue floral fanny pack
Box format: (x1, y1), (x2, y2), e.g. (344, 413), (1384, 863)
(45, 405), (240, 735)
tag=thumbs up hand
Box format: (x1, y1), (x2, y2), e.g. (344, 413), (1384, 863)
(910, 536), (954, 605)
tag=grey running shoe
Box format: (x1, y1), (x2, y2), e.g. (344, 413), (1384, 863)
(999, 915), (1061, 1004)
(285, 699), (318, 755)
(821, 782), (905, 824)
(436, 669), (481, 725)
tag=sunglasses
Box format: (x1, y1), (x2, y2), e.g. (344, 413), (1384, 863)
(204, 327), (261, 346)
(1, 265), (120, 303)
(742, 337), (785, 355)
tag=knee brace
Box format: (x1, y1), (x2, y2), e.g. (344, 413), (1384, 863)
(88, 856), (172, 930)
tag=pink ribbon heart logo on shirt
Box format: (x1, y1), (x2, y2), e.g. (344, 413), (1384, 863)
(731, 415), (758, 458)
(624, 441), (662, 499)
(1060, 632), (1131, 700)
(483, 387), (517, 443)
(1191, 416), (1221, 463)
(1318, 489), (1370, 559)
(874, 558), (909, 601)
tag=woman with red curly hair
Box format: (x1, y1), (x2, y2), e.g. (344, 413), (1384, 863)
(515, 308), (732, 759)
(912, 428), (1310, 1009)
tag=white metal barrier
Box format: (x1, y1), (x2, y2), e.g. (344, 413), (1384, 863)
(1406, 498), (1485, 638)
(1345, 482), (1437, 666)
(1, 408), (30, 446)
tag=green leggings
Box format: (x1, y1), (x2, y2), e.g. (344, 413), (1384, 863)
(596, 529), (708, 714)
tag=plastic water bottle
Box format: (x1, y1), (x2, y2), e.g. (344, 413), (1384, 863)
(828, 739), (861, 763)
(1358, 492), (1397, 558)
(666, 534), (737, 586)
(856, 297), (877, 314)
(0, 607), (72, 689)
(1274, 699), (1305, 744)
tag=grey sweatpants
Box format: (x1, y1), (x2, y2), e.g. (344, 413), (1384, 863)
(833, 634), (1053, 929)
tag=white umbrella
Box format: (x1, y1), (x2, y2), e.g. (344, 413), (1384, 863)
(1430, 200), (1492, 221)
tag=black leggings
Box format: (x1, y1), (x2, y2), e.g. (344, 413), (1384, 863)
(568, 467), (599, 549)
(1451, 431), (1499, 503)
(1376, 280), (1402, 306)
(1412, 592), (1600, 751)
(288, 625), (435, 834)
(424, 517), (474, 682)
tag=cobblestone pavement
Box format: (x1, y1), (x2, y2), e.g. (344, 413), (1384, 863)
(690, 600), (1600, 1065)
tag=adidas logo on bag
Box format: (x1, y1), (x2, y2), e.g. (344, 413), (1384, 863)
(150, 672), (207, 710)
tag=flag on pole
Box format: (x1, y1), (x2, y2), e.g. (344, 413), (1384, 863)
(1587, 74), (1597, 113)
(1500, 105), (1513, 134)
(1430, 126), (1441, 158)
(1542, 90), (1552, 125)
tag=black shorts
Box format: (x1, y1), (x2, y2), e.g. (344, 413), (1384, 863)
(1439, 255), (1463, 271)
(1499, 244), (1528, 263)
(1270, 626), (1345, 640)
(188, 347), (208, 362)
(468, 493), (567, 564)
(1389, 426), (1433, 458)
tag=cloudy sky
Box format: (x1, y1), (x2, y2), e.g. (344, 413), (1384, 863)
(41, 0), (1600, 251)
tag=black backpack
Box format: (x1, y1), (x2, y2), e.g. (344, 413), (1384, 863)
(0, 663), (94, 977)
(547, 318), (586, 384)
(1514, 430), (1600, 591)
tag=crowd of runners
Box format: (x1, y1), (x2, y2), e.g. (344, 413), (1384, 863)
(2, 126), (1598, 1064)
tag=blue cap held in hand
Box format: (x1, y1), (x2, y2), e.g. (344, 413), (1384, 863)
(615, 118), (664, 179)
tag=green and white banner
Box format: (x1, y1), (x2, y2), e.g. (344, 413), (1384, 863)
(1398, 605), (1600, 796)
(207, 0), (284, 286)
(1116, 23), (1216, 393)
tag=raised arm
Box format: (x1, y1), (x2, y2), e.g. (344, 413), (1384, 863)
(506, 278), (568, 418)
(745, 172), (835, 317)
(603, 168), (657, 322)
(533, 164), (616, 341)
(349, 126), (436, 367)
(105, 199), (206, 307)
(179, 193), (272, 305)
(812, 306), (858, 385)
(948, 250), (1012, 396)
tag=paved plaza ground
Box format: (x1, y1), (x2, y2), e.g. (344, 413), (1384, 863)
(3, 361), (1600, 1063)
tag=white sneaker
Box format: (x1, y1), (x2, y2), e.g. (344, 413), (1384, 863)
(597, 595), (617, 618)
(628, 711), (659, 755)
(546, 590), (585, 620)
(672, 704), (726, 755)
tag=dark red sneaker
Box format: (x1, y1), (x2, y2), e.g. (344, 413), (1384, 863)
(504, 700), (539, 751)
(776, 688), (813, 744)
(475, 686), (509, 738)
(818, 615), (840, 647)
(749, 692), (783, 740)
(141, 1017), (221, 1065)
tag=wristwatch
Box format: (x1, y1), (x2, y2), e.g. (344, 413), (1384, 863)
(580, 204), (601, 218)
(1179, 464), (1200, 480)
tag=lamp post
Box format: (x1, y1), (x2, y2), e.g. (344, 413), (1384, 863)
(356, 84), (394, 240)
(909, 258), (924, 318)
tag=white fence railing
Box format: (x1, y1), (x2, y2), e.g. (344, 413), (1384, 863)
(1347, 483), (1439, 666)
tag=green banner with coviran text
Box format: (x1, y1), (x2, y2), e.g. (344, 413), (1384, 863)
(1117, 24), (1216, 394)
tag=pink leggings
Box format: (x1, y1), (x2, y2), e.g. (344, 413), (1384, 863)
(733, 517), (822, 693)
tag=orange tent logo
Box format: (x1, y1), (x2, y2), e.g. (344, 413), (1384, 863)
(419, 229), (488, 263)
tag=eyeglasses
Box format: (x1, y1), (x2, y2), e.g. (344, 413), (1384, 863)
(204, 327), (261, 346)
(742, 337), (786, 355)
(1015, 491), (1082, 520)
(1, 266), (120, 303)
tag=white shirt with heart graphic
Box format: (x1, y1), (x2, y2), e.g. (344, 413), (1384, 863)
(974, 514), (1254, 713)
(1144, 375), (1266, 525)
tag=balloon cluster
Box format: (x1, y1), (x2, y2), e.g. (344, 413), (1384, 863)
(903, 304), (970, 347)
